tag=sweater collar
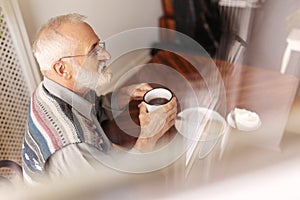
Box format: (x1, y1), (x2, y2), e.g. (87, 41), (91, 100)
(43, 77), (95, 121)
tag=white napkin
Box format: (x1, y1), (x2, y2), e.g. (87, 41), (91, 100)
(227, 108), (261, 131)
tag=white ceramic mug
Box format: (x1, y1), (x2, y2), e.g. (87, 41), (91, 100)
(143, 88), (173, 112)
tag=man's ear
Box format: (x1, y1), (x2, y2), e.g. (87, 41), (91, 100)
(52, 61), (72, 80)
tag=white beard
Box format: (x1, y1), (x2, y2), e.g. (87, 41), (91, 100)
(74, 61), (112, 95)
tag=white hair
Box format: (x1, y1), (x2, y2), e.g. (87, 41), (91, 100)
(32, 13), (87, 74)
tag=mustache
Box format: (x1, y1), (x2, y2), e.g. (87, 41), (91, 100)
(98, 61), (107, 73)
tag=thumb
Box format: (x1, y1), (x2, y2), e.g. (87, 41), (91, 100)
(138, 102), (147, 114)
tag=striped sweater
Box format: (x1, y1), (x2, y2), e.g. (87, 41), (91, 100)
(22, 79), (113, 183)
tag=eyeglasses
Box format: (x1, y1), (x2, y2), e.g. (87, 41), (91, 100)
(58, 41), (106, 61)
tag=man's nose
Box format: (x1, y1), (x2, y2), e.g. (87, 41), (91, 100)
(98, 49), (111, 61)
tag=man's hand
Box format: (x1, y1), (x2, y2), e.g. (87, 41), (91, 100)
(128, 83), (152, 100)
(134, 97), (177, 152)
(117, 83), (152, 109)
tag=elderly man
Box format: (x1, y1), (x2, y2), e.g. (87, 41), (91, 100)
(22, 13), (177, 184)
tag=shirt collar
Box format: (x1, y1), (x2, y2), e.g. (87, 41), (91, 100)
(43, 77), (94, 121)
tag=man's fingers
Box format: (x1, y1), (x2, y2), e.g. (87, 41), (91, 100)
(162, 97), (177, 112)
(132, 83), (152, 99)
(138, 102), (147, 114)
(138, 83), (152, 91)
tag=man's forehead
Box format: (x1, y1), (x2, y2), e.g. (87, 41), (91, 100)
(58, 22), (97, 39)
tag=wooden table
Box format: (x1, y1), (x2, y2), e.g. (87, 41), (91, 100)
(149, 50), (299, 150)
(103, 50), (299, 152)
